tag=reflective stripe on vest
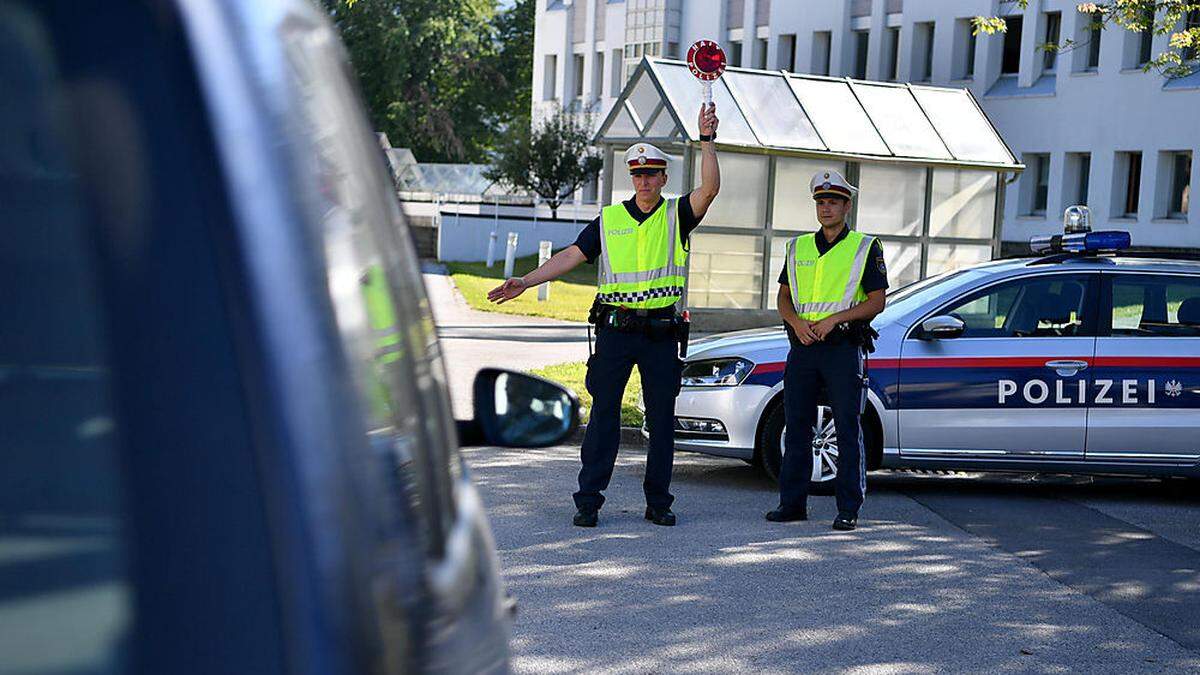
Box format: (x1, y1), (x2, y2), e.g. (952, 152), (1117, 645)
(360, 265), (403, 364)
(786, 230), (874, 321)
(596, 197), (688, 309)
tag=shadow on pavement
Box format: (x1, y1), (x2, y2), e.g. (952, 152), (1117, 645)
(465, 446), (1200, 674)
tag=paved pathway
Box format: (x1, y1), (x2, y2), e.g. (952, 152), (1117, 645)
(465, 445), (1200, 674)
(424, 263), (590, 418)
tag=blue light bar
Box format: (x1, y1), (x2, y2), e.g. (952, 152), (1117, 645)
(1030, 230), (1131, 255)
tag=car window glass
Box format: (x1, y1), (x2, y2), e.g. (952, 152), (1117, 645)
(0, 6), (132, 671)
(281, 27), (458, 555)
(939, 275), (1092, 338)
(1111, 275), (1200, 337)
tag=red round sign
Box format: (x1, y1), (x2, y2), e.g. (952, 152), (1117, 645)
(687, 40), (726, 81)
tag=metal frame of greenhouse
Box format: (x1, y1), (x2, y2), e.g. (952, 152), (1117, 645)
(594, 56), (1024, 314)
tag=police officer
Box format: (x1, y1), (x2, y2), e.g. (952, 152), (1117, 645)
(487, 104), (721, 528)
(766, 170), (887, 531)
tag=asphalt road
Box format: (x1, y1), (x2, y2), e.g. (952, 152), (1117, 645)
(423, 264), (590, 419)
(464, 446), (1200, 674)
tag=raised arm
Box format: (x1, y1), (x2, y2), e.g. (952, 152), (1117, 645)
(688, 103), (721, 220)
(486, 245), (588, 304)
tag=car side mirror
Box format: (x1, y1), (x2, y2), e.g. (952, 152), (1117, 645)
(457, 368), (581, 447)
(919, 315), (965, 340)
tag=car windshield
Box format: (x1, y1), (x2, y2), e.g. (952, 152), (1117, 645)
(880, 268), (978, 320)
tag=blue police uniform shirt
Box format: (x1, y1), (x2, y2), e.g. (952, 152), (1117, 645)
(571, 192), (703, 263)
(777, 226), (888, 345)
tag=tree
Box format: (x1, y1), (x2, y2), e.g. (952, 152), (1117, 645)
(491, 0), (535, 128)
(485, 106), (603, 218)
(321, 0), (504, 163)
(975, 1), (1200, 78)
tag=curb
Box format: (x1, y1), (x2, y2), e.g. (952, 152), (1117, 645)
(568, 425), (645, 446)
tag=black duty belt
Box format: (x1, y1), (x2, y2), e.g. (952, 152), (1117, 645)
(589, 301), (691, 357)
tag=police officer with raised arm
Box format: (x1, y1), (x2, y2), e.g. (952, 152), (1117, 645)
(766, 170), (887, 531)
(487, 104), (721, 527)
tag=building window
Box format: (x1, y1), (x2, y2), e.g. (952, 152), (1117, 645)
(1023, 153), (1050, 215)
(812, 31), (832, 76)
(1075, 12), (1103, 71)
(914, 22), (935, 81)
(778, 33), (797, 71)
(593, 51), (605, 100)
(754, 38), (769, 69)
(1002, 15), (1023, 75)
(1065, 152), (1091, 207)
(1087, 22), (1102, 69)
(572, 54), (585, 99)
(543, 54), (557, 100)
(853, 30), (870, 79)
(967, 30), (977, 78)
(1043, 12), (1061, 72)
(954, 18), (976, 79)
(883, 27), (900, 81)
(1166, 151), (1192, 218)
(730, 40), (743, 67)
(1114, 151), (1143, 218)
(1183, 9), (1200, 63)
(1138, 26), (1154, 66)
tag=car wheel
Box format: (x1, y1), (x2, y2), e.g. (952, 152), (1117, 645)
(756, 401), (838, 495)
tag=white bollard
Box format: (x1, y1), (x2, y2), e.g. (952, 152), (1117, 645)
(537, 240), (552, 302)
(486, 230), (498, 268)
(503, 232), (518, 279)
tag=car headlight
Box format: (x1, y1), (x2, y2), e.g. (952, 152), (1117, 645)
(680, 358), (754, 387)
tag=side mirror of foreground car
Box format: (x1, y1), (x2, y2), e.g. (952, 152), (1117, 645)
(457, 368), (582, 447)
(919, 315), (966, 340)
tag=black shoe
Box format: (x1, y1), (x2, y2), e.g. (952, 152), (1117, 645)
(765, 507), (808, 522)
(644, 506), (676, 526)
(832, 514), (857, 531)
(573, 508), (598, 527)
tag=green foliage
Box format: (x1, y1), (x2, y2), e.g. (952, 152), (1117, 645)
(530, 361), (644, 426)
(321, 0), (534, 162)
(975, 1), (1200, 78)
(485, 105), (603, 217)
(491, 0), (535, 129)
(446, 251), (597, 322)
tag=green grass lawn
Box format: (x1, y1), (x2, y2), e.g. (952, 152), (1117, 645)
(445, 251), (596, 322)
(530, 361), (644, 427)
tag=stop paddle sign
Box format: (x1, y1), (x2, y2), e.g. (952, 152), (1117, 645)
(687, 40), (726, 105)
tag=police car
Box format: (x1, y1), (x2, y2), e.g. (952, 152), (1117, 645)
(669, 208), (1200, 489)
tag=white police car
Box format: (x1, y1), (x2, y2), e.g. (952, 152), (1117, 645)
(669, 208), (1200, 489)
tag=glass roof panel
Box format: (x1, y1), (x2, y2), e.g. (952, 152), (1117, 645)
(645, 104), (680, 137)
(650, 61), (758, 145)
(604, 103), (640, 137)
(787, 78), (890, 155)
(723, 70), (824, 150)
(910, 87), (1014, 164)
(853, 83), (952, 159)
(626, 69), (661, 128)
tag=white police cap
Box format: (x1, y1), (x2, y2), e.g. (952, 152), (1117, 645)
(810, 169), (858, 199)
(624, 143), (669, 174)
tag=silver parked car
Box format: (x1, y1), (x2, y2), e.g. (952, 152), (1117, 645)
(664, 226), (1200, 489)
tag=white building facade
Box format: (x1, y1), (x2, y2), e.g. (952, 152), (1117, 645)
(533, 0), (1197, 252)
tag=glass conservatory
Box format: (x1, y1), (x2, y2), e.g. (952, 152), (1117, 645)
(594, 57), (1023, 312)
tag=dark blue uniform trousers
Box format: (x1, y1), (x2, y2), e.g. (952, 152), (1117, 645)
(778, 340), (867, 517)
(574, 326), (681, 511)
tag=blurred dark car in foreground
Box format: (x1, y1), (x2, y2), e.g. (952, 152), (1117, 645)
(0, 1), (578, 672)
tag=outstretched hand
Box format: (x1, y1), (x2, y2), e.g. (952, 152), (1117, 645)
(487, 277), (527, 304)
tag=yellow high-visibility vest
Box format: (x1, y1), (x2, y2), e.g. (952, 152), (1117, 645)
(596, 198), (687, 309)
(360, 265), (403, 364)
(785, 229), (875, 321)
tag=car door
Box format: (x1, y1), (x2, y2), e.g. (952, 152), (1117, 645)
(1086, 271), (1200, 465)
(899, 272), (1098, 460)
